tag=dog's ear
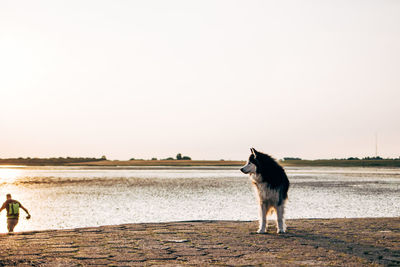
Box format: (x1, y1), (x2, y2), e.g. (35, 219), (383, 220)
(251, 148), (260, 159)
(251, 148), (258, 156)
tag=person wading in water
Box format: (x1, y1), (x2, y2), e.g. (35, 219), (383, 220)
(0, 194), (31, 233)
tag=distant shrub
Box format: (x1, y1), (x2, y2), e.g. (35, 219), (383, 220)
(347, 157), (360, 160)
(151, 158), (157, 160)
(363, 156), (383, 160)
(283, 157), (302, 161)
(175, 153), (191, 160)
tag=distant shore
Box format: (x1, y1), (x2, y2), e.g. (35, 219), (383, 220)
(1, 158), (400, 168)
(67, 159), (245, 167)
(281, 159), (400, 168)
(1, 218), (399, 266)
(70, 159), (400, 168)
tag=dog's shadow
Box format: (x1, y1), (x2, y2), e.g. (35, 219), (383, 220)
(274, 227), (399, 265)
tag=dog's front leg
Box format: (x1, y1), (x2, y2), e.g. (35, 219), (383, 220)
(257, 203), (267, 233)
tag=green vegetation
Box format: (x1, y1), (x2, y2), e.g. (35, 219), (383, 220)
(281, 157), (400, 168)
(283, 157), (302, 161)
(176, 153), (191, 160)
(70, 159), (245, 167)
(129, 153), (192, 161)
(2, 155), (400, 167)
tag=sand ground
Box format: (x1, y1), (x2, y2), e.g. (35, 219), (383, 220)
(0, 217), (399, 266)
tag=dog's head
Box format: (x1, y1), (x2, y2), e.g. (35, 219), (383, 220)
(240, 148), (259, 174)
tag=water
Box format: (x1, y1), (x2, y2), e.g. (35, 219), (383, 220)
(0, 166), (399, 233)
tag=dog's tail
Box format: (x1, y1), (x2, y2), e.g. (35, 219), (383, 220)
(268, 208), (275, 216)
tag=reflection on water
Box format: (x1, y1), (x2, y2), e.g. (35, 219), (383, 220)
(0, 168), (23, 184)
(0, 166), (399, 233)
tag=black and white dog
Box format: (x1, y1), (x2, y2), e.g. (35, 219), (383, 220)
(240, 148), (290, 233)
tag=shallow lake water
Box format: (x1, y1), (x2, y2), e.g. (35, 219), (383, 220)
(0, 166), (399, 233)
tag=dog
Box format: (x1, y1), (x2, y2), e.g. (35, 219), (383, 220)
(240, 148), (290, 234)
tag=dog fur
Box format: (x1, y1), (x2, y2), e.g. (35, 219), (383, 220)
(240, 148), (290, 233)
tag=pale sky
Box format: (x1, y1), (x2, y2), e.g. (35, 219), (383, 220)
(1, 0), (399, 160)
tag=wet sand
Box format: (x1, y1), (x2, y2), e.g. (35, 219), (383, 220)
(0, 218), (399, 266)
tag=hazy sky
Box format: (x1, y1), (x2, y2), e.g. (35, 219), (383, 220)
(1, 0), (399, 160)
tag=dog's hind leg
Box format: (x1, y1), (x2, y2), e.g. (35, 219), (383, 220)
(257, 203), (267, 234)
(276, 204), (286, 233)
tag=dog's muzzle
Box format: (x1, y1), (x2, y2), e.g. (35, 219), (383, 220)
(240, 162), (256, 174)
(240, 167), (247, 174)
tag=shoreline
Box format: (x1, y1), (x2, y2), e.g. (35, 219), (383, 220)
(1, 217), (399, 266)
(1, 159), (400, 168)
(2, 163), (400, 169)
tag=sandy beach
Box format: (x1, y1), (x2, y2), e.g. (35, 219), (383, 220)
(0, 217), (399, 266)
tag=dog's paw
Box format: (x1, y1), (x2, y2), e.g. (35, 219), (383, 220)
(276, 229), (286, 234)
(257, 229), (266, 234)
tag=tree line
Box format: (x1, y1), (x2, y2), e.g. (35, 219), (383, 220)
(130, 153), (191, 161)
(0, 156), (107, 166)
(283, 156), (400, 161)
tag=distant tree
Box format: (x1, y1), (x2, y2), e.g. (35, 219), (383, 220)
(101, 155), (107, 160)
(165, 157), (174, 160)
(347, 157), (360, 160)
(151, 157), (157, 160)
(175, 153), (191, 160)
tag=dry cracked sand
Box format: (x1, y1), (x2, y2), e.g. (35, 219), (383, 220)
(0, 217), (399, 266)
